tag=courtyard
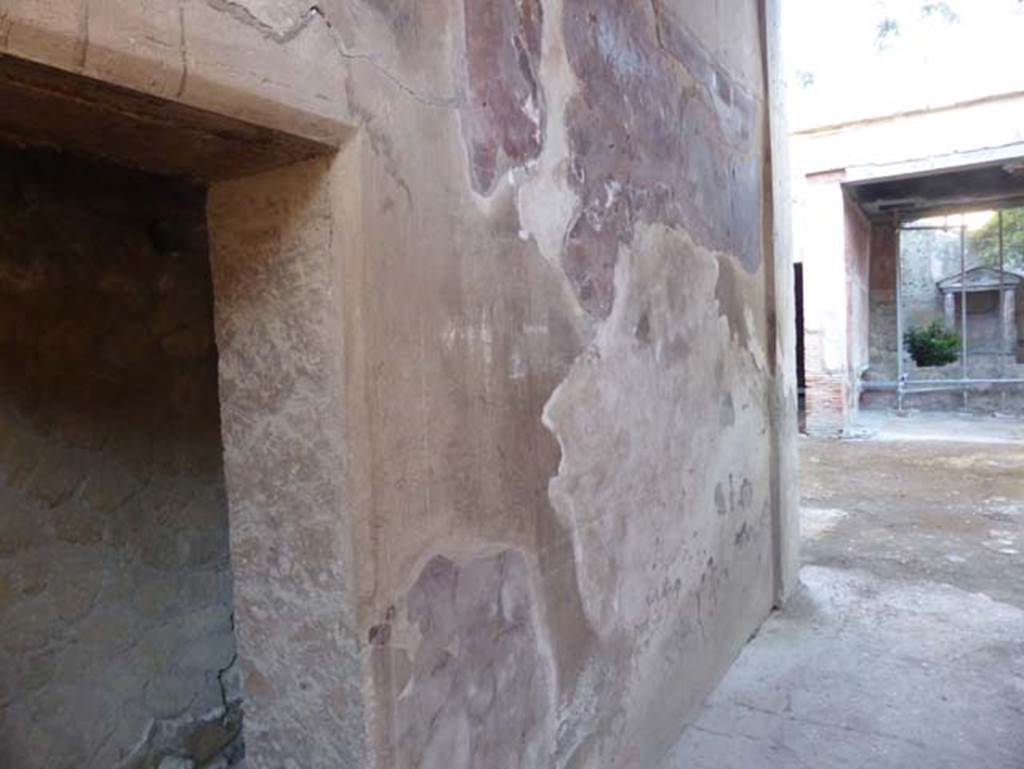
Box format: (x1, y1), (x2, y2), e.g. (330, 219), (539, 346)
(668, 411), (1024, 768)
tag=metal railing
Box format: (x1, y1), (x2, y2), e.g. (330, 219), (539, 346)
(880, 210), (1021, 411)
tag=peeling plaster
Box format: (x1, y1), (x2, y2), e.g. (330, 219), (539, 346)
(542, 222), (773, 765)
(370, 550), (557, 769)
(460, 0), (545, 195)
(545, 223), (768, 631)
(514, 0), (589, 328)
(561, 2), (763, 317)
(204, 0), (323, 43)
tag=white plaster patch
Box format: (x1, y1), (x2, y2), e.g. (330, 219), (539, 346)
(543, 222), (771, 636)
(515, 0), (581, 269)
(800, 506), (849, 540)
(440, 313), (494, 366)
(510, 345), (528, 380)
(743, 305), (768, 372)
(984, 498), (1024, 518)
(984, 528), (1019, 555)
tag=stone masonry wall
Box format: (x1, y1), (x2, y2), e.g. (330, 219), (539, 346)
(0, 147), (239, 769)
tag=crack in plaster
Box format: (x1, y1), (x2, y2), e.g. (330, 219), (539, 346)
(726, 698), (931, 751)
(176, 1), (189, 98)
(201, 0), (463, 109)
(314, 6), (463, 110)
(77, 0), (90, 69)
(687, 725), (815, 769)
(648, 0), (667, 52)
(83, 721), (120, 769)
(204, 0), (322, 43)
(0, 9), (13, 49)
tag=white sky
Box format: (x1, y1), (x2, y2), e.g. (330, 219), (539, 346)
(783, 0), (1024, 129)
(909, 211), (996, 230)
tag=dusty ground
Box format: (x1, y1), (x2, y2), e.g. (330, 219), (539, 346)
(665, 412), (1024, 768)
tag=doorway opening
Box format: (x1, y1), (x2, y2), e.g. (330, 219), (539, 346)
(0, 144), (242, 768)
(794, 262), (807, 431)
(0, 56), (334, 769)
(850, 160), (1024, 416)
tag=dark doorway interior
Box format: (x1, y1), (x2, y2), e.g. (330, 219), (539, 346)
(794, 262), (807, 431)
(0, 145), (241, 768)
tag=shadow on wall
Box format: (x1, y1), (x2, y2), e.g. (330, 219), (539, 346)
(0, 146), (241, 769)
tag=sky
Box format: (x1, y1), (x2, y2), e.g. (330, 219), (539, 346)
(784, 0), (1024, 129)
(911, 211), (996, 230)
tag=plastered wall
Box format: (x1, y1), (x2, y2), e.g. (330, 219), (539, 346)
(0, 2), (795, 767)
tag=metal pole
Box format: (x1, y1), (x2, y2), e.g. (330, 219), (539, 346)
(895, 218), (905, 412)
(899, 225), (970, 231)
(960, 220), (968, 410)
(999, 209), (1006, 412)
(862, 377), (1024, 388)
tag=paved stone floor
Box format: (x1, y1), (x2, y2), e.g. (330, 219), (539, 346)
(664, 411), (1024, 769)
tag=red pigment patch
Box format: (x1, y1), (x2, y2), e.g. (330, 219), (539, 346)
(461, 0), (545, 195)
(562, 1), (763, 317)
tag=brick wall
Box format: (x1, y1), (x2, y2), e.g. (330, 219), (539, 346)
(805, 373), (849, 435)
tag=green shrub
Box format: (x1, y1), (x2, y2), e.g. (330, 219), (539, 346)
(904, 321), (960, 367)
